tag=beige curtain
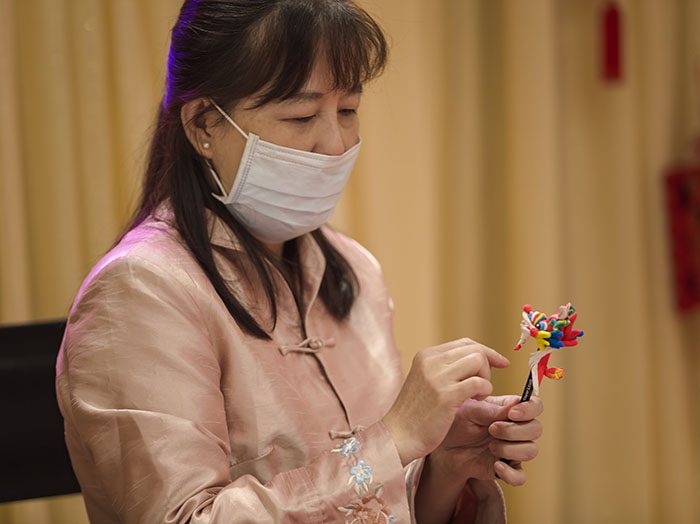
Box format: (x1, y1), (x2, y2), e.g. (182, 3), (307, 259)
(1, 0), (699, 523)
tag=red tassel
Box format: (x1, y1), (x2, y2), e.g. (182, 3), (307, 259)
(666, 162), (700, 311)
(601, 2), (623, 82)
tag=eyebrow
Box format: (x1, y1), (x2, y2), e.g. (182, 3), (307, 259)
(284, 85), (364, 103)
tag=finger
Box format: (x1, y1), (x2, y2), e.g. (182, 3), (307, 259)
(445, 351), (491, 382)
(494, 460), (527, 487)
(489, 419), (543, 442)
(435, 339), (510, 369)
(477, 345), (510, 369)
(432, 337), (477, 352)
(489, 440), (538, 462)
(507, 396), (544, 421)
(484, 395), (521, 408)
(456, 376), (493, 401)
(457, 398), (511, 426)
(439, 345), (486, 367)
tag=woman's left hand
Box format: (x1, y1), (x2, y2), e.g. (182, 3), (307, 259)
(429, 395), (544, 487)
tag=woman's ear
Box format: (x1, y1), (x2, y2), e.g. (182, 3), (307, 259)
(181, 98), (217, 159)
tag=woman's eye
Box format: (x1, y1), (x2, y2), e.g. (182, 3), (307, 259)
(290, 115), (316, 123)
(339, 109), (357, 116)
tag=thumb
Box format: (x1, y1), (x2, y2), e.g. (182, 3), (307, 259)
(460, 398), (513, 426)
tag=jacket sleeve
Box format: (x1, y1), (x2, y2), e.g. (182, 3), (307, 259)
(450, 479), (507, 524)
(57, 255), (411, 524)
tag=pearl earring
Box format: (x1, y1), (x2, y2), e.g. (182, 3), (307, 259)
(202, 142), (211, 149)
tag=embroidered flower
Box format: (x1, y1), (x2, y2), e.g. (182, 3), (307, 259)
(332, 437), (360, 456)
(337, 485), (395, 523)
(350, 461), (372, 483)
(332, 438), (394, 520)
(348, 460), (373, 495)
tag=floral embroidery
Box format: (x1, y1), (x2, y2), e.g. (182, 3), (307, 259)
(348, 460), (373, 494)
(332, 437), (360, 457)
(332, 437), (396, 522)
(337, 485), (396, 524)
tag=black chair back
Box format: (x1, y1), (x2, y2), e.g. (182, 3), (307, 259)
(0, 320), (81, 502)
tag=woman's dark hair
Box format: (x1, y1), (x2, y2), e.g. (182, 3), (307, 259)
(124, 0), (388, 339)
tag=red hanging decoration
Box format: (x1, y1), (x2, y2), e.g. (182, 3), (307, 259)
(601, 2), (623, 82)
(666, 141), (700, 311)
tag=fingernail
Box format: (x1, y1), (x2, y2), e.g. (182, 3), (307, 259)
(495, 461), (506, 473)
(510, 408), (522, 418)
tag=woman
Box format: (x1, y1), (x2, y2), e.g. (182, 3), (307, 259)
(56, 1), (543, 523)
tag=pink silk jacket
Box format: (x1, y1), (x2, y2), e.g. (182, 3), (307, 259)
(56, 206), (506, 523)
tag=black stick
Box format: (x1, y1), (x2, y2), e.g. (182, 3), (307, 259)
(498, 372), (534, 472)
(519, 372), (534, 402)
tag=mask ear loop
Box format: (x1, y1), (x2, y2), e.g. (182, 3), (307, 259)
(205, 159), (229, 199)
(204, 99), (247, 199)
(209, 98), (248, 139)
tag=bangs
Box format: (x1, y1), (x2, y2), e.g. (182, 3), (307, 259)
(243, 0), (388, 107)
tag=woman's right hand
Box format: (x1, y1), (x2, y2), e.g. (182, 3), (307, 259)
(382, 338), (510, 466)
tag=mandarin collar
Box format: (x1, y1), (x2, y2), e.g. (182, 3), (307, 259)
(152, 201), (327, 298)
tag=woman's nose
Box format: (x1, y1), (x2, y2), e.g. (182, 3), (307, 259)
(312, 116), (348, 156)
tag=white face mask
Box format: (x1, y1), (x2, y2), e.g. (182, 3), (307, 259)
(207, 99), (361, 244)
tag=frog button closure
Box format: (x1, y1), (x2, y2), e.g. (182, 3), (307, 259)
(278, 336), (336, 356)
